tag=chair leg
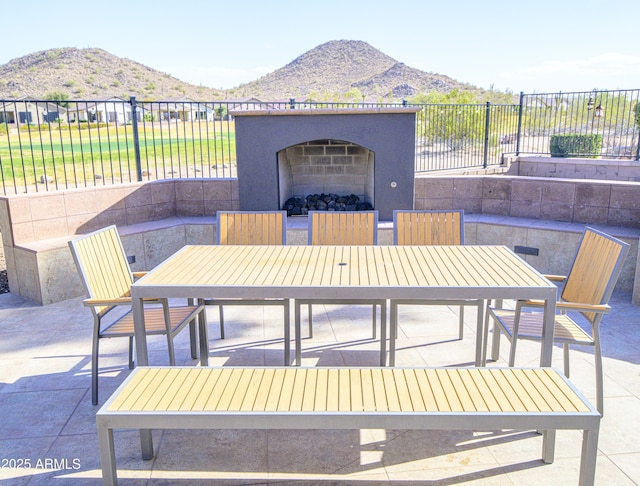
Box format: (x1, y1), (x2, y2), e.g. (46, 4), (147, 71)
(563, 343), (570, 378)
(92, 320), (101, 406)
(188, 298), (198, 359)
(458, 305), (464, 340)
(198, 303), (210, 367)
(188, 321), (198, 360)
(128, 336), (134, 369)
(219, 305), (225, 339)
(507, 301), (525, 368)
(592, 324), (604, 415)
(308, 303), (313, 338)
(162, 303), (177, 366)
(490, 313), (502, 362)
(372, 305), (377, 339)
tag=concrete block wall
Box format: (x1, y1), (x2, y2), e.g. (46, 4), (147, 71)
(2, 174), (640, 305)
(0, 179), (238, 304)
(414, 174), (640, 228)
(513, 157), (640, 182)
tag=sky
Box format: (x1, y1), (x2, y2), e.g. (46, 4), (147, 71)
(1, 0), (639, 95)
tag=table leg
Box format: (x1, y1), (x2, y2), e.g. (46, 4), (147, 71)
(132, 293), (148, 367)
(284, 299), (291, 366)
(294, 300), (301, 366)
(198, 299), (209, 366)
(389, 301), (397, 367)
(474, 300), (485, 366)
(541, 297), (556, 366)
(379, 300), (387, 366)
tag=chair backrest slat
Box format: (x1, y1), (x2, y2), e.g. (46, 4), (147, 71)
(562, 227), (629, 322)
(217, 211), (287, 245)
(308, 211), (378, 245)
(393, 210), (464, 245)
(69, 225), (133, 315)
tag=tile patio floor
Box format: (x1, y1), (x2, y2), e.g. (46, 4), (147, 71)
(0, 290), (639, 485)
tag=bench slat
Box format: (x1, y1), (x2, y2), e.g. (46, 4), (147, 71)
(302, 369), (318, 411)
(382, 369), (401, 411)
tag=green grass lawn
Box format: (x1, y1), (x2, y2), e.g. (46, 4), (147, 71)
(0, 121), (236, 190)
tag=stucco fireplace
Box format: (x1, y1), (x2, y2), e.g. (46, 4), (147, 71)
(232, 107), (419, 221)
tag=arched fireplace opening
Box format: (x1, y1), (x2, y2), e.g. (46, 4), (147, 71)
(278, 139), (374, 216)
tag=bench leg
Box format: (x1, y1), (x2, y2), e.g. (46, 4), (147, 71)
(579, 428), (599, 486)
(541, 429), (556, 463)
(98, 425), (118, 486)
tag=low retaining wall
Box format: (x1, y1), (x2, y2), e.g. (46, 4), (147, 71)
(0, 179), (238, 304)
(1, 175), (639, 305)
(509, 156), (640, 182)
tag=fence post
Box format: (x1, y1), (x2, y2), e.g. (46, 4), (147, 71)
(483, 101), (490, 168)
(130, 96), (142, 181)
(515, 91), (524, 156)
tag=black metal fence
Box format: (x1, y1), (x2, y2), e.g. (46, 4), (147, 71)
(1, 89), (638, 194)
(517, 89), (640, 159)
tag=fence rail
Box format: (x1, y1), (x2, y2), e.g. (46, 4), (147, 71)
(1, 89), (638, 194)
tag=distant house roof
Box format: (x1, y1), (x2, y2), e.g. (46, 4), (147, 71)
(0, 96), (68, 113)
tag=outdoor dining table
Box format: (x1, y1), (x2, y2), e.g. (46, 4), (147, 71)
(131, 244), (557, 368)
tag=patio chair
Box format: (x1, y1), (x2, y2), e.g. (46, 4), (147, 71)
(391, 209), (479, 341)
(296, 210), (384, 340)
(204, 211), (289, 342)
(483, 227), (629, 414)
(68, 225), (205, 405)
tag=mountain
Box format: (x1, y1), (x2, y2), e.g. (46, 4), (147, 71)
(0, 47), (224, 100)
(227, 40), (476, 101)
(0, 41), (478, 102)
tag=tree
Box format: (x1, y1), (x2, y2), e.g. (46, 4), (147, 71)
(45, 91), (70, 107)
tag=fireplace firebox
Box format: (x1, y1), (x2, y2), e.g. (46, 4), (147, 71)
(232, 108), (419, 221)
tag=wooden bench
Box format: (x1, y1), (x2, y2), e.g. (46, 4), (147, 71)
(97, 366), (600, 485)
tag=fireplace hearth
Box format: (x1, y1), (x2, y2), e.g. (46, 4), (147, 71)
(232, 108), (419, 221)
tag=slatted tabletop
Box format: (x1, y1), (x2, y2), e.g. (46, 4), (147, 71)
(131, 245), (557, 367)
(138, 245), (551, 298)
(106, 366), (590, 415)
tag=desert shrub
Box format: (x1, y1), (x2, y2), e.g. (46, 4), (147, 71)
(550, 134), (602, 158)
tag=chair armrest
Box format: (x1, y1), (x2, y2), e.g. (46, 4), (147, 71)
(523, 299), (610, 313)
(132, 271), (148, 279)
(83, 297), (132, 307)
(83, 296), (159, 307)
(543, 274), (567, 282)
